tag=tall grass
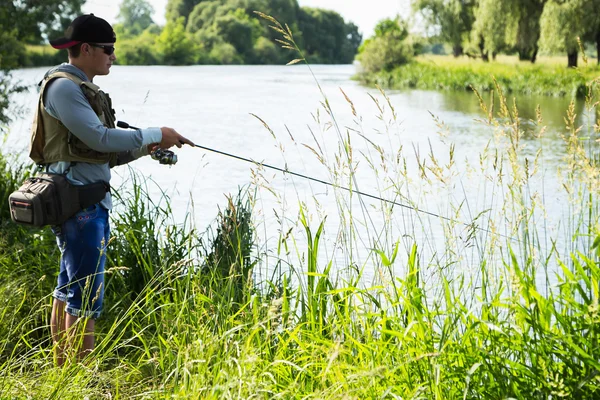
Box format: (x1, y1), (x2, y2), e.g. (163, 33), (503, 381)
(1, 16), (600, 399)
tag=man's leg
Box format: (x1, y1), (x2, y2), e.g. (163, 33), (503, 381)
(50, 298), (67, 366)
(59, 204), (109, 364)
(65, 314), (96, 361)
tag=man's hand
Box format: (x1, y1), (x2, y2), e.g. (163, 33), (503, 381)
(159, 127), (195, 149)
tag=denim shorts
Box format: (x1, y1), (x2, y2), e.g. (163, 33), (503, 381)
(51, 204), (110, 319)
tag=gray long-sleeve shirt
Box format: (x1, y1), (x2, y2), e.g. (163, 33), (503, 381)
(43, 64), (162, 210)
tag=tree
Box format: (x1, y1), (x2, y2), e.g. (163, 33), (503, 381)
(469, 0), (514, 61)
(357, 17), (413, 72)
(297, 7), (362, 63)
(0, 0), (81, 130)
(213, 9), (262, 58)
(513, 0), (547, 62)
(117, 0), (155, 36)
(540, 0), (586, 67)
(156, 17), (196, 65)
(580, 0), (600, 64)
(166, 0), (204, 25)
(412, 0), (477, 57)
(1, 0), (85, 44)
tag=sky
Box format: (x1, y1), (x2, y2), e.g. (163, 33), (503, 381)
(82, 0), (411, 39)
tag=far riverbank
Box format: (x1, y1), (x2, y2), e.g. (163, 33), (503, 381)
(358, 54), (600, 98)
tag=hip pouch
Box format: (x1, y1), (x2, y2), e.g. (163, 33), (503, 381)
(8, 173), (109, 228)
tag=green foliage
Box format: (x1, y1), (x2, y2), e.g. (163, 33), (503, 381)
(1, 0), (84, 45)
(158, 0), (361, 65)
(357, 17), (413, 73)
(203, 189), (255, 307)
(359, 55), (594, 98)
(213, 9), (262, 57)
(411, 0), (599, 64)
(166, 0), (200, 25)
(512, 0), (546, 61)
(209, 42), (243, 64)
(23, 45), (65, 67)
(297, 8), (362, 64)
(116, 0), (155, 36)
(252, 36), (279, 64)
(412, 0), (476, 57)
(0, 30), (27, 70)
(470, 0), (514, 57)
(114, 28), (161, 65)
(156, 17), (197, 65)
(540, 1), (586, 56)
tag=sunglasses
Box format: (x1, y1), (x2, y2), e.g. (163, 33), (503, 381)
(89, 43), (115, 56)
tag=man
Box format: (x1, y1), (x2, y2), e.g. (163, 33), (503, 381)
(33, 14), (194, 365)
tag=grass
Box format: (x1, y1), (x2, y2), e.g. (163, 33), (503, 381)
(1, 17), (600, 399)
(359, 54), (600, 98)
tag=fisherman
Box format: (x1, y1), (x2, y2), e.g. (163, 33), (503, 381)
(33, 14), (194, 365)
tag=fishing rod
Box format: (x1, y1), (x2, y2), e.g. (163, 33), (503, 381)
(118, 120), (510, 240)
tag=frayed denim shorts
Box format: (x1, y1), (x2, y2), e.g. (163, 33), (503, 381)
(51, 204), (110, 319)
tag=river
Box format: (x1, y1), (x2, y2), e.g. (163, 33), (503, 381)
(5, 64), (591, 284)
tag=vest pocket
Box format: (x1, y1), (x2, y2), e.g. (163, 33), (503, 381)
(68, 133), (111, 162)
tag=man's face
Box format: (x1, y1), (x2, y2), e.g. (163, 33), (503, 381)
(82, 42), (117, 76)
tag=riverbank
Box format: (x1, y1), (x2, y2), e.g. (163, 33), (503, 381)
(358, 54), (600, 98)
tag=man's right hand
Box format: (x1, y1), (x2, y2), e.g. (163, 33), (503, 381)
(159, 127), (195, 149)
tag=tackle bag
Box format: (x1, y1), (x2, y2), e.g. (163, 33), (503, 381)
(8, 173), (109, 227)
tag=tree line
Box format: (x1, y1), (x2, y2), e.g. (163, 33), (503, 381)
(2, 0), (361, 67)
(412, 0), (600, 67)
(114, 0), (361, 65)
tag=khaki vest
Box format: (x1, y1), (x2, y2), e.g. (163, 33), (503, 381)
(29, 71), (118, 166)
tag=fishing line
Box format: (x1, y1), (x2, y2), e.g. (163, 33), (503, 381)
(188, 143), (515, 242)
(117, 120), (514, 241)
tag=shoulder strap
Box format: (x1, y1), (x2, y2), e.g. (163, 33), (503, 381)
(42, 71), (100, 97)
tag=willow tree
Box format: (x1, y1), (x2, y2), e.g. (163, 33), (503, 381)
(470, 0), (515, 61)
(511, 0), (547, 62)
(412, 0), (477, 57)
(581, 0), (600, 64)
(540, 0), (587, 67)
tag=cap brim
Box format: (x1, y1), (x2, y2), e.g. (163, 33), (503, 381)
(49, 38), (81, 49)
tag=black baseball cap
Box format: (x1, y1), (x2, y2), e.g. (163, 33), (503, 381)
(50, 14), (116, 49)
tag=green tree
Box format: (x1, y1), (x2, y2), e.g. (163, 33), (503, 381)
(580, 0), (600, 64)
(187, 1), (224, 33)
(297, 8), (362, 63)
(214, 9), (262, 59)
(512, 0), (547, 62)
(166, 0), (204, 25)
(1, 0), (85, 44)
(412, 0), (476, 57)
(209, 42), (243, 64)
(115, 28), (160, 65)
(252, 36), (279, 63)
(469, 0), (514, 61)
(540, 0), (586, 67)
(156, 17), (196, 65)
(117, 0), (155, 36)
(357, 17), (413, 73)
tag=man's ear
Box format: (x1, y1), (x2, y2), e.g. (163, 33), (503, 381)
(81, 43), (91, 56)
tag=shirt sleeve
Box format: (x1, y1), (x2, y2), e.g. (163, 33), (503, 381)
(112, 145), (151, 167)
(43, 78), (162, 152)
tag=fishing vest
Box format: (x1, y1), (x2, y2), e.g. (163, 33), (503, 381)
(29, 71), (118, 166)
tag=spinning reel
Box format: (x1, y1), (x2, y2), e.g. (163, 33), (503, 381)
(117, 121), (178, 165)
